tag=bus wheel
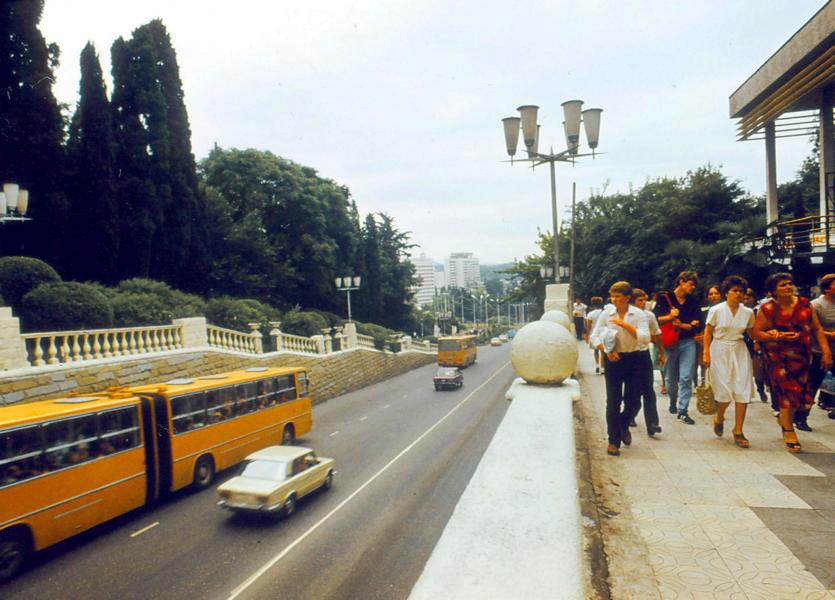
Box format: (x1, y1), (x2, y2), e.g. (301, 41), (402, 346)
(281, 425), (295, 445)
(0, 529), (31, 583)
(193, 455), (215, 490)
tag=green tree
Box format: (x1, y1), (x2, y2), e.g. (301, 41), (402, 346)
(0, 0), (69, 266)
(66, 43), (119, 281)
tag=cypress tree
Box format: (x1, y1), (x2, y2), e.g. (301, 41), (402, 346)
(66, 43), (119, 281)
(109, 20), (208, 290)
(0, 0), (69, 267)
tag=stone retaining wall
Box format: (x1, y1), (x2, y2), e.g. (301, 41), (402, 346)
(0, 347), (436, 406)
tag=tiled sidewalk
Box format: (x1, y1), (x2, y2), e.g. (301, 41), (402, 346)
(577, 343), (835, 600)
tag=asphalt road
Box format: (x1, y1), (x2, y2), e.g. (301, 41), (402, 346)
(1, 344), (515, 600)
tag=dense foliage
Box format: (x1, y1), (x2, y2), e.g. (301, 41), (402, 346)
(0, 256), (61, 309)
(20, 281), (114, 330)
(0, 9), (419, 332)
(505, 165), (772, 304)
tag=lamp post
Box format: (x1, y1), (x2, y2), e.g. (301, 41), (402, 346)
(502, 102), (602, 283)
(335, 275), (361, 322)
(539, 266), (554, 280)
(0, 182), (32, 224)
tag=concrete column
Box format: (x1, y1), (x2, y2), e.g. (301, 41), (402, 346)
(820, 86), (834, 216)
(312, 335), (325, 354)
(342, 322), (358, 349)
(172, 317), (208, 348)
(270, 322), (282, 351)
(765, 121), (779, 232)
(543, 283), (571, 316)
(321, 329), (333, 353)
(0, 307), (28, 370)
(251, 330), (263, 353)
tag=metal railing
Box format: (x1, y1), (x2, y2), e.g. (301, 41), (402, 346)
(22, 324), (184, 367)
(767, 213), (835, 256)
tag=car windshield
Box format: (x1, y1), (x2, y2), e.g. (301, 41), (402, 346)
(437, 368), (457, 376)
(241, 460), (287, 481)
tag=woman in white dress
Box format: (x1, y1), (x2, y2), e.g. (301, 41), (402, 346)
(703, 276), (755, 448)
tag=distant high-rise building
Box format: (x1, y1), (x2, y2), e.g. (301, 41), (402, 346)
(445, 252), (481, 289)
(409, 253), (436, 307)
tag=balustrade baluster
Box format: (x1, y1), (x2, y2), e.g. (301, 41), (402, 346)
(119, 331), (127, 356)
(71, 335), (81, 361)
(47, 336), (58, 364)
(163, 328), (171, 350)
(59, 336), (70, 363)
(32, 337), (44, 366)
(82, 334), (91, 360)
(102, 333), (112, 358)
(92, 334), (102, 359)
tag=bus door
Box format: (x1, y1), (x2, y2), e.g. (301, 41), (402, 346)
(147, 394), (174, 496)
(138, 396), (160, 503)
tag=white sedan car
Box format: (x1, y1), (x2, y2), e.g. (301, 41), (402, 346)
(217, 446), (334, 517)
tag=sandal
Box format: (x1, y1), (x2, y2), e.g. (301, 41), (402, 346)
(713, 418), (724, 437)
(781, 427), (801, 453)
(733, 432), (749, 448)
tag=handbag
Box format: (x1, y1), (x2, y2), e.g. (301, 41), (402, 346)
(695, 369), (717, 415)
(659, 293), (680, 349)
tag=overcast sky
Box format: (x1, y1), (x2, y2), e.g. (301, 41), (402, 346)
(41, 0), (827, 265)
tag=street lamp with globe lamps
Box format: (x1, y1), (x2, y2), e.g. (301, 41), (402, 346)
(335, 275), (361, 322)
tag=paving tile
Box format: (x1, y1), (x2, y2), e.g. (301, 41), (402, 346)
(649, 545), (746, 600)
(677, 486), (746, 507)
(764, 529), (835, 588)
(776, 475), (832, 509)
(795, 452), (835, 478)
(751, 453), (825, 477)
(753, 506), (835, 533)
(733, 484), (812, 509)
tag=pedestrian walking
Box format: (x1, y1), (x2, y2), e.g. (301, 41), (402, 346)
(743, 287), (769, 403)
(752, 272), (832, 453)
(702, 276), (755, 448)
(800, 273), (835, 429)
(695, 284), (721, 386)
(573, 297), (587, 340)
(585, 297), (605, 374)
(632, 288), (665, 437)
(654, 271), (702, 425)
(650, 291), (668, 395)
(590, 281), (650, 456)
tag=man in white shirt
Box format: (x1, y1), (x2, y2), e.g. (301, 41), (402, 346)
(585, 296), (605, 374)
(632, 288), (665, 437)
(590, 281), (650, 456)
(573, 297), (588, 340)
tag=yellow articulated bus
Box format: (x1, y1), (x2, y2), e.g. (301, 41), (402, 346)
(0, 366), (311, 582)
(437, 334), (477, 368)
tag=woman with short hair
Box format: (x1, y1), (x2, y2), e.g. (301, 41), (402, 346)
(752, 272), (832, 452)
(703, 276), (755, 448)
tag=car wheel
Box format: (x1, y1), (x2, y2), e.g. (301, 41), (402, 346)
(0, 530), (30, 583)
(193, 455), (215, 490)
(283, 494), (297, 517)
(323, 471), (334, 490)
(434, 385), (440, 391)
(282, 425), (295, 445)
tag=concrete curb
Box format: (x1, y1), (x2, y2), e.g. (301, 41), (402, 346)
(409, 377), (584, 600)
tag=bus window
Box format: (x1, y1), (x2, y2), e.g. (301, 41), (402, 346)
(0, 426), (43, 486)
(171, 393), (207, 434)
(295, 372), (308, 398)
(438, 340), (462, 352)
(99, 407), (140, 454)
(276, 375), (297, 403)
(236, 382), (259, 415)
(44, 414), (98, 469)
(257, 378), (278, 407)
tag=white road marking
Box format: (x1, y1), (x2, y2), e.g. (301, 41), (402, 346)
(359, 416), (368, 422)
(383, 404), (390, 409)
(329, 431), (340, 437)
(129, 522), (159, 538)
(227, 361), (512, 600)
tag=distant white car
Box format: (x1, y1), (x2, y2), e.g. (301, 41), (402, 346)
(490, 337), (502, 346)
(498, 334), (509, 343)
(217, 446), (334, 517)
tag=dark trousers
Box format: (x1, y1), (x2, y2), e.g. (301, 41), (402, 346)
(603, 352), (641, 447)
(574, 316), (585, 340)
(635, 350), (659, 429)
(797, 353), (835, 421)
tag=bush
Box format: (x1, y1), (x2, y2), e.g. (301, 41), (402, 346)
(205, 297), (279, 332)
(111, 292), (173, 326)
(281, 310), (328, 337)
(115, 278), (206, 318)
(312, 309), (345, 328)
(20, 282), (113, 331)
(0, 256), (61, 309)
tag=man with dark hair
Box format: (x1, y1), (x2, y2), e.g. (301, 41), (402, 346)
(654, 270), (702, 424)
(803, 273), (835, 427)
(572, 297), (587, 340)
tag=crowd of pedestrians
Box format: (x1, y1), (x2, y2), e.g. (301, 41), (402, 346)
(582, 270), (835, 457)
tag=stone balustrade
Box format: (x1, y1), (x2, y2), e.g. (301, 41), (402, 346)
(357, 333), (376, 349)
(21, 323), (184, 367)
(206, 324), (261, 354)
(277, 331), (321, 354)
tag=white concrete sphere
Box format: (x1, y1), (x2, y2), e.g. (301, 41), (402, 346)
(511, 320), (578, 384)
(540, 309), (572, 331)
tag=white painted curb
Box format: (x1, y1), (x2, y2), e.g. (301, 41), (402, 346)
(409, 377), (584, 600)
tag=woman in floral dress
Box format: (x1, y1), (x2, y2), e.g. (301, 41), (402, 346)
(752, 273), (831, 452)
